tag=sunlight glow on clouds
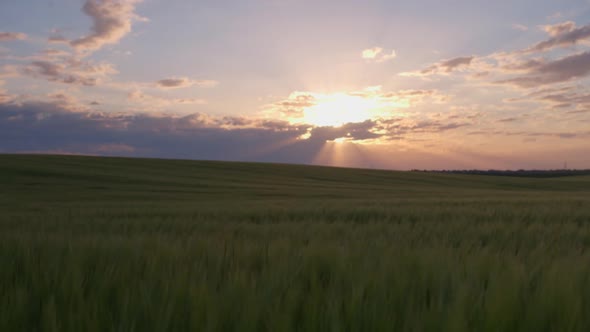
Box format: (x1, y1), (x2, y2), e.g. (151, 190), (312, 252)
(269, 86), (442, 127)
(300, 93), (383, 127)
(0, 0), (589, 168)
(362, 47), (397, 62)
(362, 47), (382, 59)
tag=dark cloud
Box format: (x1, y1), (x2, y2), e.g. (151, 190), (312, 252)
(566, 109), (590, 114)
(526, 22), (590, 53)
(496, 51), (590, 88)
(402, 22), (590, 86)
(380, 89), (436, 98)
(438, 56), (475, 72)
(505, 85), (590, 110)
(552, 103), (572, 109)
(30, 61), (61, 77)
(378, 118), (470, 135)
(0, 102), (325, 163)
(48, 35), (69, 44)
(466, 129), (590, 139)
(526, 86), (575, 97)
(311, 120), (383, 142)
(0, 98), (477, 163)
(157, 78), (191, 88)
(0, 32), (27, 42)
(156, 77), (218, 89)
(540, 92), (590, 104)
(24, 61), (98, 86)
(23, 58), (117, 86)
(401, 56), (474, 76)
(498, 117), (518, 123)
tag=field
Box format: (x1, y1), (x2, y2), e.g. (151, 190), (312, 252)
(1, 154), (590, 331)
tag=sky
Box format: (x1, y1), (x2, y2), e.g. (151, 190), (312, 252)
(1, 0), (590, 169)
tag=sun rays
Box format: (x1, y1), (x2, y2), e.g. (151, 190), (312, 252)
(301, 93), (379, 127)
(281, 87), (409, 128)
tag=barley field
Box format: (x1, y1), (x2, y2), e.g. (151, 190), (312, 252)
(1, 154), (590, 331)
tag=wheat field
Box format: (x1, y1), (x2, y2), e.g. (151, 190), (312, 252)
(1, 155), (590, 331)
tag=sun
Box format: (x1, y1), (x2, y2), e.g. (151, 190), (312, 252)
(302, 93), (379, 127)
(282, 88), (409, 128)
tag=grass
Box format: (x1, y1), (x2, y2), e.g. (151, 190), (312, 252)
(1, 154), (590, 331)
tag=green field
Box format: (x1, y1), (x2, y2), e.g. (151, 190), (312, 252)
(1, 154), (590, 331)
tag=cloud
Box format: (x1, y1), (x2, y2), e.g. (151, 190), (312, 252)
(0, 102), (323, 162)
(400, 56), (474, 76)
(567, 109), (590, 115)
(49, 36), (69, 44)
(500, 58), (546, 72)
(23, 58), (117, 86)
(311, 120), (383, 142)
(156, 77), (219, 89)
(379, 118), (471, 136)
(47, 35), (70, 44)
(0, 65), (20, 79)
(525, 22), (590, 53)
(498, 117), (518, 123)
(379, 50), (397, 62)
(24, 61), (95, 86)
(39, 49), (71, 58)
(505, 86), (579, 106)
(48, 29), (69, 44)
(362, 47), (396, 62)
(0, 84), (13, 105)
(71, 0), (144, 52)
(541, 21), (576, 37)
(467, 129), (590, 140)
(436, 56), (475, 72)
(362, 47), (382, 59)
(395, 21), (590, 104)
(267, 87), (451, 125)
(529, 88), (590, 110)
(271, 92), (316, 118)
(0, 94), (480, 163)
(46, 92), (91, 112)
(0, 32), (27, 42)
(402, 21), (590, 83)
(379, 89), (450, 103)
(496, 51), (590, 88)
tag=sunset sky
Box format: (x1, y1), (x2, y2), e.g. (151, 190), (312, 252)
(1, 0), (590, 169)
